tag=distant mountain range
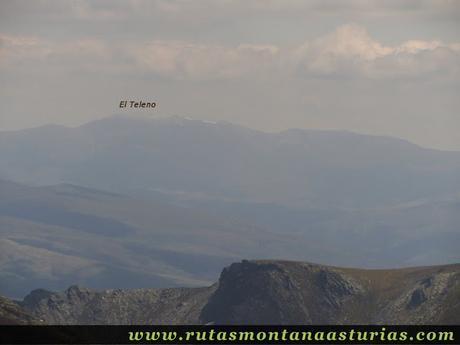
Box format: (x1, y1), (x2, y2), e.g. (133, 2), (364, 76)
(0, 116), (459, 297)
(2, 260), (459, 325)
(2, 115), (460, 209)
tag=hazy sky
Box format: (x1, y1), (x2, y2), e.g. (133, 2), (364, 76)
(1, 0), (459, 150)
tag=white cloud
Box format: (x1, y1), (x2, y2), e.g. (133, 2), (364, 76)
(396, 40), (442, 54)
(1, 24), (458, 81)
(130, 24), (460, 80)
(0, 34), (51, 62)
(0, 34), (113, 68)
(295, 24), (460, 79)
(293, 24), (393, 76)
(118, 41), (280, 80)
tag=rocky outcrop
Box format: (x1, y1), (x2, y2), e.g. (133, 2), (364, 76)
(21, 285), (215, 324)
(200, 261), (460, 324)
(3, 260), (458, 325)
(0, 295), (41, 324)
(200, 260), (364, 324)
(375, 269), (460, 324)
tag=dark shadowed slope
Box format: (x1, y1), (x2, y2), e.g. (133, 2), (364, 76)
(0, 295), (40, 324)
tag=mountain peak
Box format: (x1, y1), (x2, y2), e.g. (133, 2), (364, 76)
(201, 260), (460, 324)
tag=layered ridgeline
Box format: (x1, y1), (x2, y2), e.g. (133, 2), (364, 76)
(2, 115), (460, 210)
(0, 179), (311, 298)
(2, 261), (459, 325)
(1, 178), (460, 299)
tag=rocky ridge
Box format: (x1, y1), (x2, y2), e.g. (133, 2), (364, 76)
(1, 260), (459, 324)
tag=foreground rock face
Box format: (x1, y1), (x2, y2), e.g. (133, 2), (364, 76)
(0, 295), (40, 324)
(200, 261), (365, 324)
(6, 260), (460, 324)
(201, 261), (460, 324)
